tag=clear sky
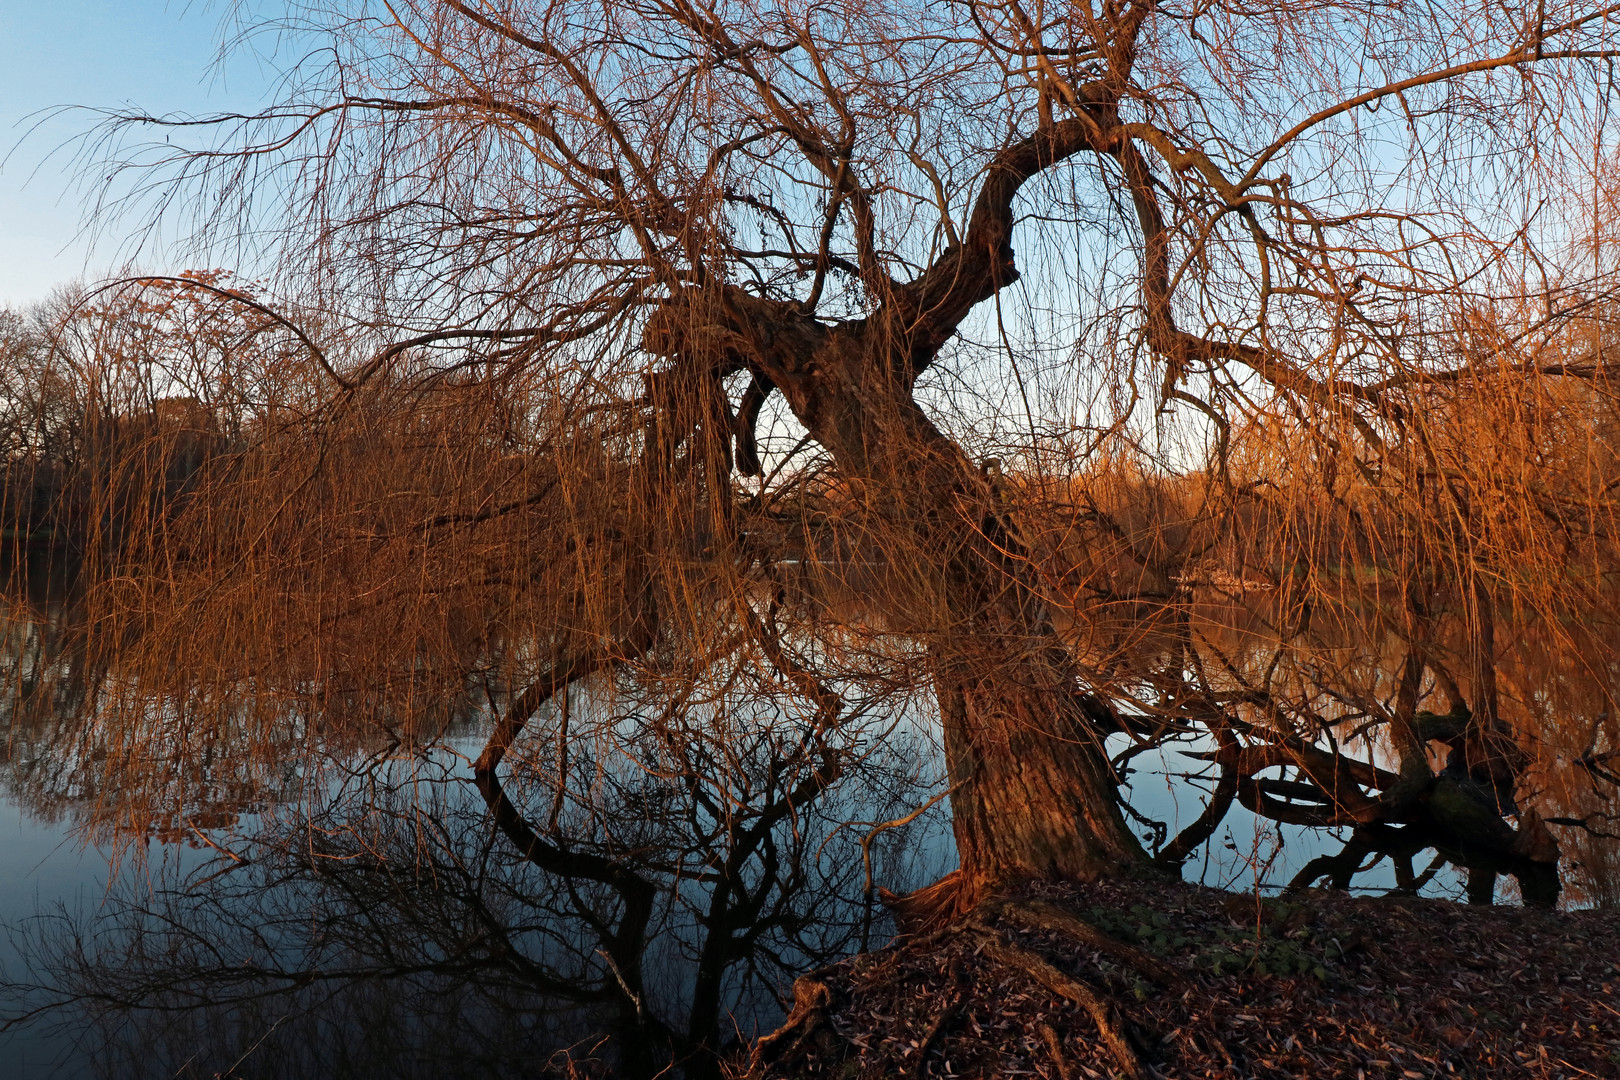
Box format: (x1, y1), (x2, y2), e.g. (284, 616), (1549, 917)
(0, 2), (277, 308)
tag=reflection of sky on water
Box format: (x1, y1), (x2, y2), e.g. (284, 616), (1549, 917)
(0, 801), (211, 1078)
(0, 797), (96, 1077)
(1111, 734), (1470, 900)
(0, 728), (1474, 1078)
(0, 719), (947, 1078)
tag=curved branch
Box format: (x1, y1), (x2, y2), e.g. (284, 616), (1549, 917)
(88, 276), (347, 390)
(899, 108), (1110, 359)
(731, 371), (776, 477)
(1245, 31), (1620, 185)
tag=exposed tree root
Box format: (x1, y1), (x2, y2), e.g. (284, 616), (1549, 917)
(747, 973), (846, 1078)
(878, 869), (978, 935)
(972, 926), (1147, 1080)
(750, 875), (1620, 1080)
(986, 895), (1188, 987)
(907, 967), (963, 1080)
(1038, 1022), (1076, 1080)
(797, 886), (1167, 1078)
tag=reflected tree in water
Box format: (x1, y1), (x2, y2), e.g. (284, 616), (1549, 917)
(1, 586), (948, 1078)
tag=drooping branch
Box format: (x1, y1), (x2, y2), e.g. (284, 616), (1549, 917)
(1157, 760), (1237, 867)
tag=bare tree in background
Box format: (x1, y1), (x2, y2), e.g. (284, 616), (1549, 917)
(44, 0), (1620, 917)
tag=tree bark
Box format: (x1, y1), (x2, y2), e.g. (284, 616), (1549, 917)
(779, 340), (1147, 891)
(934, 643), (1146, 886)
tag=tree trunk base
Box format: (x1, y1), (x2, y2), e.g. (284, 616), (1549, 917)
(878, 870), (979, 935)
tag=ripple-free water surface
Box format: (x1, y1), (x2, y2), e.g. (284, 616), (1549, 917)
(0, 725), (1483, 1078)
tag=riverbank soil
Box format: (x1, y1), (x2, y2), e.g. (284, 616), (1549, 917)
(746, 876), (1620, 1079)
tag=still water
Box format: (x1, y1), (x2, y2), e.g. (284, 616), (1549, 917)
(0, 579), (1466, 1078)
(0, 753), (1464, 1078)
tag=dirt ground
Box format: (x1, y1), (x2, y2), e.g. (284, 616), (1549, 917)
(746, 876), (1620, 1080)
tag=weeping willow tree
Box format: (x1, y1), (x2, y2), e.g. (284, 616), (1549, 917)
(15, 0), (1620, 935)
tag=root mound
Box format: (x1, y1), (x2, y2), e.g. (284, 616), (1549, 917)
(746, 876), (1620, 1079)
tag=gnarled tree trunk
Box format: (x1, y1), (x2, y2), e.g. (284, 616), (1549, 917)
(769, 331), (1146, 895)
(935, 658), (1147, 887)
(638, 93), (1177, 899)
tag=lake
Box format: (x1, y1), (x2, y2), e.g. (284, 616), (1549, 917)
(0, 567), (1475, 1079)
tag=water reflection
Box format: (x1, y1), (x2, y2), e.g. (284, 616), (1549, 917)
(14, 755), (891, 1078)
(0, 559), (951, 1079)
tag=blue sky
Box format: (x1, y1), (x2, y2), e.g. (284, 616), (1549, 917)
(0, 2), (277, 307)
